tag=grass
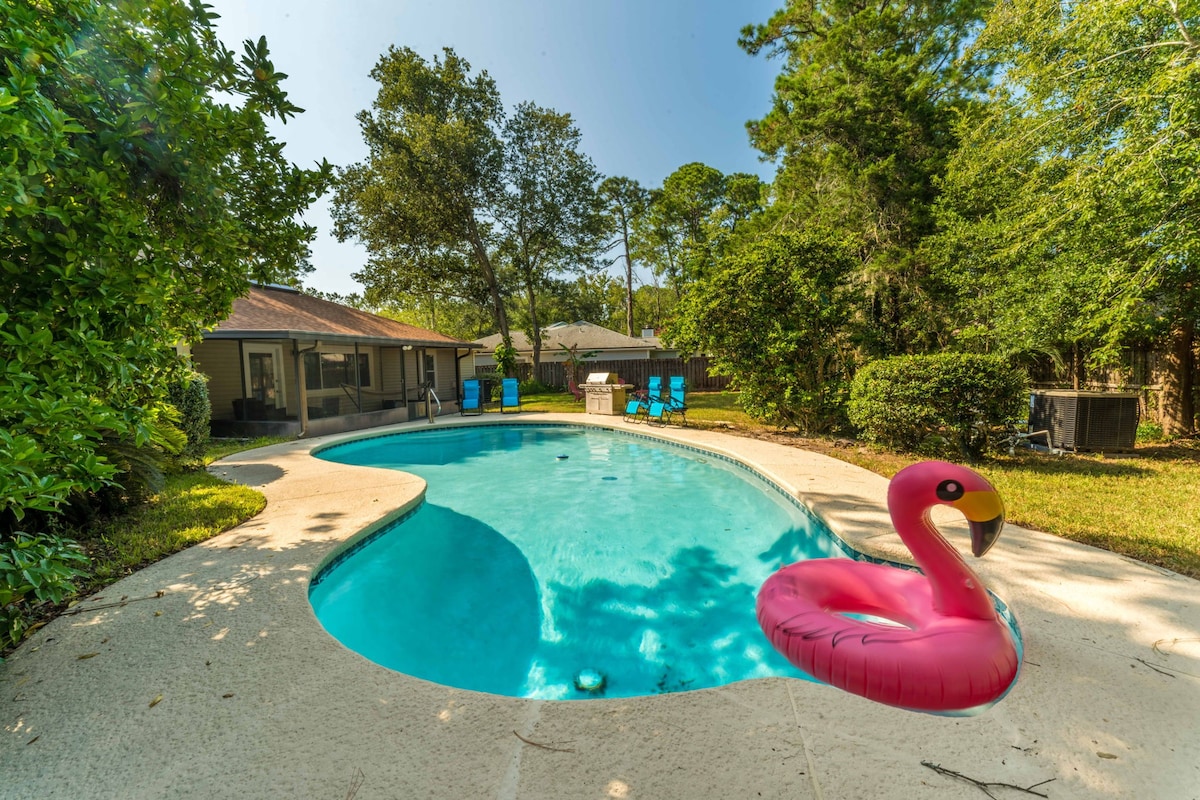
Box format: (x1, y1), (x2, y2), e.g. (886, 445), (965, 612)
(78, 471), (266, 583)
(73, 438), (278, 587)
(977, 446), (1200, 578)
(0, 438), (275, 657)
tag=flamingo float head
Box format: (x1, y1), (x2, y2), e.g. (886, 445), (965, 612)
(889, 461), (1006, 557)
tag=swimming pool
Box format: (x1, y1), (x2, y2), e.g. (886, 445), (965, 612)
(309, 424), (850, 699)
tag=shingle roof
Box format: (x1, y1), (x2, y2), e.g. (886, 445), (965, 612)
(475, 321), (657, 353)
(206, 285), (477, 348)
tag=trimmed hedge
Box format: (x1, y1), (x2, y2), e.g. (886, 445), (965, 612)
(848, 354), (1027, 460)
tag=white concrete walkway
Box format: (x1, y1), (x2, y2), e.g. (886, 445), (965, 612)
(2, 414), (1198, 799)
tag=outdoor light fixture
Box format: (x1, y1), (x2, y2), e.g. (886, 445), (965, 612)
(402, 344), (413, 351)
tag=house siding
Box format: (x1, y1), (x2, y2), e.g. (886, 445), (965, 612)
(192, 340), (243, 421)
(196, 338), (469, 429)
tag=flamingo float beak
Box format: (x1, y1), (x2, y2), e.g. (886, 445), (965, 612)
(954, 491), (1005, 557)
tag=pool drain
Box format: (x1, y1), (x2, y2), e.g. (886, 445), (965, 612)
(573, 669), (607, 694)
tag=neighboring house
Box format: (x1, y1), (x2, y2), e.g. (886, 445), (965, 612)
(473, 321), (677, 370)
(189, 285), (479, 437)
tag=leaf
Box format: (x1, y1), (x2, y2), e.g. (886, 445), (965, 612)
(77, 652), (99, 660)
(148, 694), (163, 708)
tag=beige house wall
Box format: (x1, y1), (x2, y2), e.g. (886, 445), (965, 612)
(192, 340), (242, 421)
(195, 338), (468, 425)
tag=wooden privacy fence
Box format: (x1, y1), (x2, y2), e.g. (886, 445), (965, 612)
(496, 357), (731, 392)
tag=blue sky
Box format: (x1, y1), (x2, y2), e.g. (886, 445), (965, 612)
(206, 0), (782, 295)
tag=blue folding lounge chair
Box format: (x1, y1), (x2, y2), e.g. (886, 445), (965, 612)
(646, 376), (664, 403)
(646, 397), (669, 425)
(500, 377), (521, 413)
(623, 376), (661, 423)
(622, 394), (647, 422)
(460, 379), (483, 416)
(665, 376), (687, 426)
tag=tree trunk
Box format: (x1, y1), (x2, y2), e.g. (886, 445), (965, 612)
(1160, 319), (1196, 436)
(1071, 342), (1082, 391)
(622, 217), (635, 337)
(527, 281), (542, 372)
(467, 218), (509, 341)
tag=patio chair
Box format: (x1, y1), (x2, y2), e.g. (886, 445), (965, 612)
(622, 395), (648, 423)
(622, 375), (661, 423)
(646, 376), (664, 402)
(460, 379), (483, 416)
(665, 376), (688, 426)
(646, 398), (669, 425)
(500, 377), (521, 413)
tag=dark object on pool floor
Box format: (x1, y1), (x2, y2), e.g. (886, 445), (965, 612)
(574, 669), (607, 694)
(556, 454), (569, 460)
(601, 476), (617, 481)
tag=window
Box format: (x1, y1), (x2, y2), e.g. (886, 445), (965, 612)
(242, 345), (286, 408)
(304, 351), (370, 390)
(247, 352), (277, 403)
(423, 353), (436, 388)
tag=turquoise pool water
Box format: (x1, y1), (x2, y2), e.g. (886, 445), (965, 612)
(309, 424), (849, 699)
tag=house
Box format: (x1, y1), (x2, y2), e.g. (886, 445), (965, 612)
(189, 285), (480, 437)
(473, 321), (677, 370)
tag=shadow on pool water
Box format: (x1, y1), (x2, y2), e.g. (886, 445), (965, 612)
(311, 504), (816, 699)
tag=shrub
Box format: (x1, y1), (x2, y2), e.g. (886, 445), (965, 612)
(519, 378), (553, 395)
(0, 532), (89, 651)
(168, 371), (211, 462)
(848, 354), (1027, 460)
(493, 342), (518, 378)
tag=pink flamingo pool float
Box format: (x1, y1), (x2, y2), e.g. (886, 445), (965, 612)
(757, 461), (1019, 713)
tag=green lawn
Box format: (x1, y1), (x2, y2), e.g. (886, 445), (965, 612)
(976, 446), (1200, 578)
(72, 438), (281, 587)
(78, 471), (266, 583)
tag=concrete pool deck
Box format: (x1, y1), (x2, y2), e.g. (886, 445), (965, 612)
(2, 413), (1198, 799)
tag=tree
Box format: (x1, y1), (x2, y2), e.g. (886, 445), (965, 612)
(633, 164), (766, 299)
(1, 0), (327, 642)
(936, 0), (1200, 434)
(496, 102), (604, 371)
(331, 47), (513, 341)
(304, 288), (493, 341)
(666, 231), (859, 432)
(740, 0), (991, 355)
(717, 172), (768, 236)
(638, 163), (726, 294)
(599, 176), (649, 336)
(1, 0), (328, 528)
(530, 272), (626, 333)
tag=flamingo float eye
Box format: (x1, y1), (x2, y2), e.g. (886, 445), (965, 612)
(936, 480), (964, 501)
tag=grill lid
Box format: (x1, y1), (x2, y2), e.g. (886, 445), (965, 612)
(584, 372), (616, 385)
